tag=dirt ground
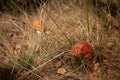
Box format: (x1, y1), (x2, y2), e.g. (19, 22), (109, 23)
(0, 0), (120, 80)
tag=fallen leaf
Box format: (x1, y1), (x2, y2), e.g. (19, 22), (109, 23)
(23, 35), (29, 43)
(112, 18), (119, 28)
(18, 70), (29, 76)
(4, 58), (9, 63)
(45, 30), (52, 35)
(94, 63), (100, 71)
(90, 73), (101, 80)
(57, 68), (67, 75)
(103, 60), (108, 63)
(15, 44), (21, 50)
(52, 60), (62, 68)
(9, 43), (15, 52)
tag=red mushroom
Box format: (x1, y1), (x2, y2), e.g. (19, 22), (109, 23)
(70, 42), (93, 58)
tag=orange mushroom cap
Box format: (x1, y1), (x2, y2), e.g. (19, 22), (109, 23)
(70, 42), (93, 58)
(31, 19), (44, 30)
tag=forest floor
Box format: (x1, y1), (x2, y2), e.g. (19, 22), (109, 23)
(0, 0), (120, 80)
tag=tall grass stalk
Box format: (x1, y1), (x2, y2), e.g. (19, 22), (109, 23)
(85, 0), (90, 38)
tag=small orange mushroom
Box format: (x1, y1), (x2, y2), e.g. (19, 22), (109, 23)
(31, 19), (44, 30)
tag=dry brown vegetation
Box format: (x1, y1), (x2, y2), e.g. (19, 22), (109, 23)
(0, 0), (120, 80)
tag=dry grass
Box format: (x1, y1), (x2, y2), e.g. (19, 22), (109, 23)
(0, 0), (120, 80)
